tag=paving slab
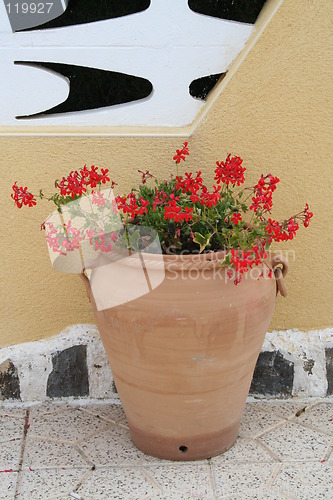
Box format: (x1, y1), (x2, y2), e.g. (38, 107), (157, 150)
(16, 468), (89, 500)
(0, 471), (18, 500)
(259, 421), (331, 462)
(0, 398), (331, 500)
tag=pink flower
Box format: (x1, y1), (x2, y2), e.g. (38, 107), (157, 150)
(92, 192), (106, 207)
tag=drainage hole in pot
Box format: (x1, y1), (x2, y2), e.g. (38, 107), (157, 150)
(179, 445), (188, 453)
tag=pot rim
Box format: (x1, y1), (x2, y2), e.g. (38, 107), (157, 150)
(86, 248), (280, 273)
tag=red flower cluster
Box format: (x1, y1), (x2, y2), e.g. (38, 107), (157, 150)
(164, 199), (193, 223)
(61, 221), (84, 253)
(175, 171), (203, 194)
(265, 203), (313, 243)
(11, 182), (36, 208)
(250, 174), (280, 213)
(214, 154), (245, 186)
(303, 203), (314, 227)
(173, 173), (222, 208)
(173, 142), (189, 164)
(199, 185), (221, 208)
(44, 221), (84, 256)
(231, 212), (242, 225)
(116, 193), (149, 218)
(266, 218), (299, 242)
(11, 143), (313, 286)
(230, 245), (268, 278)
(57, 165), (111, 198)
(138, 169), (154, 185)
(89, 229), (113, 253)
(153, 189), (168, 212)
(91, 191), (106, 207)
(46, 222), (119, 256)
(44, 223), (65, 255)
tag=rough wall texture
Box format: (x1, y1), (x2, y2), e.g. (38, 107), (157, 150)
(191, 0), (333, 331)
(1, 0), (332, 347)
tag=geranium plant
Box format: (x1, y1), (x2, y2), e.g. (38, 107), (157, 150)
(11, 142), (312, 284)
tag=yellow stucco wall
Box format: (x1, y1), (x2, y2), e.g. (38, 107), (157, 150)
(1, 0), (332, 348)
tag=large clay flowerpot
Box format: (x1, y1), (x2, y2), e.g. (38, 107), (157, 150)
(81, 251), (288, 461)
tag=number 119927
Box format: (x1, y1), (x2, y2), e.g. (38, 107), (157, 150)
(6, 3), (54, 14)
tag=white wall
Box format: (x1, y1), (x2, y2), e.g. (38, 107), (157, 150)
(0, 0), (253, 127)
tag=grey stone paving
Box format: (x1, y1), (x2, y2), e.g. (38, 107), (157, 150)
(0, 398), (332, 499)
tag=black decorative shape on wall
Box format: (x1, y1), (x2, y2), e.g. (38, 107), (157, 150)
(188, 0), (267, 24)
(0, 359), (21, 400)
(250, 351), (294, 396)
(326, 347), (333, 396)
(190, 73), (226, 100)
(17, 0), (151, 31)
(47, 345), (89, 398)
(14, 62), (153, 119)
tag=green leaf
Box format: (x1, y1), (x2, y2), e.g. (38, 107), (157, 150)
(193, 232), (212, 253)
(128, 229), (141, 251)
(220, 252), (231, 267)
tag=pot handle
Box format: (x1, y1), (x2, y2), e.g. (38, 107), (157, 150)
(271, 254), (289, 298)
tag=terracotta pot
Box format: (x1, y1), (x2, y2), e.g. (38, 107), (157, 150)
(81, 250), (288, 461)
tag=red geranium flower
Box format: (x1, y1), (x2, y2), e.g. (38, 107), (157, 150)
(11, 182), (36, 208)
(214, 155), (245, 186)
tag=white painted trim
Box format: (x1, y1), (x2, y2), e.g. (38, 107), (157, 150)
(0, 128), (190, 137)
(262, 329), (333, 398)
(0, 0), (284, 136)
(0, 325), (115, 401)
(1, 326), (332, 402)
(0, 0), (253, 129)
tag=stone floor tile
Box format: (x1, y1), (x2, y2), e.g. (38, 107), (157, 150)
(212, 462), (276, 499)
(22, 438), (91, 469)
(211, 437), (275, 464)
(259, 421), (331, 462)
(28, 403), (74, 416)
(290, 401), (333, 435)
(249, 400), (311, 420)
(210, 492), (282, 500)
(143, 463), (214, 499)
(28, 408), (108, 443)
(146, 495), (215, 500)
(80, 424), (147, 466)
(79, 403), (127, 425)
(77, 467), (159, 499)
(0, 471), (18, 500)
(29, 400), (77, 420)
(270, 462), (333, 499)
(0, 399), (331, 499)
(238, 405), (285, 438)
(16, 468), (87, 500)
(0, 413), (25, 442)
(0, 408), (26, 419)
(0, 439), (22, 470)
